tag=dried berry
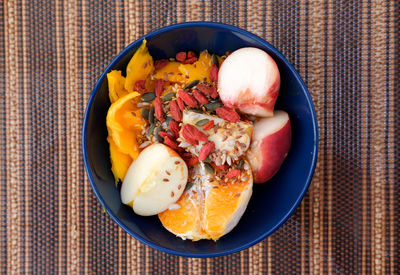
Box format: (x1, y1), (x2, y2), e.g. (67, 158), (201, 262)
(210, 63), (218, 82)
(182, 124), (208, 142)
(192, 89), (209, 105)
(202, 120), (214, 131)
(163, 135), (179, 150)
(182, 57), (197, 64)
(154, 59), (168, 70)
(178, 89), (197, 108)
(155, 79), (164, 97)
(170, 100), (182, 122)
(168, 120), (180, 137)
(154, 97), (164, 122)
(216, 106), (240, 122)
(177, 97), (185, 111)
(135, 80), (147, 93)
(158, 131), (173, 140)
(226, 169), (241, 178)
(198, 141), (215, 161)
(187, 156), (199, 166)
(176, 51), (186, 62)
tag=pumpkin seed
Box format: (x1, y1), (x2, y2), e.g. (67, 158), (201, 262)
(203, 162), (214, 174)
(166, 116), (174, 125)
(141, 92), (156, 102)
(155, 126), (164, 142)
(162, 92), (175, 101)
(185, 182), (194, 191)
(147, 124), (156, 136)
(211, 54), (219, 67)
(205, 101), (223, 112)
(184, 80), (199, 90)
(189, 108), (203, 114)
(195, 119), (210, 127)
(203, 156), (212, 163)
(148, 107), (155, 124)
(141, 108), (149, 120)
(237, 159), (244, 170)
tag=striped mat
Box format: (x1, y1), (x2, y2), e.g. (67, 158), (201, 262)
(1, 0), (399, 274)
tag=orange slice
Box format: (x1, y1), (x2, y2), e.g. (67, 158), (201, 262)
(158, 161), (253, 241)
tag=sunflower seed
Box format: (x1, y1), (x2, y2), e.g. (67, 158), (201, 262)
(141, 92), (156, 102)
(184, 80), (199, 90)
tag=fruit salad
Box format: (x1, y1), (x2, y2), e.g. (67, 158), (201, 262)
(106, 40), (291, 241)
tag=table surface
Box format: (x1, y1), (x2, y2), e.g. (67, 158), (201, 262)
(1, 0), (399, 274)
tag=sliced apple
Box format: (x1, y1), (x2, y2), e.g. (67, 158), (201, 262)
(121, 143), (188, 216)
(246, 110), (291, 183)
(218, 47), (280, 117)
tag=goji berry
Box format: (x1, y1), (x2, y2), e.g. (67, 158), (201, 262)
(182, 57), (197, 64)
(210, 85), (219, 98)
(154, 59), (169, 70)
(187, 51), (196, 59)
(163, 135), (180, 150)
(170, 100), (182, 122)
(134, 80), (146, 93)
(176, 51), (186, 62)
(217, 164), (228, 170)
(155, 79), (164, 97)
(177, 97), (185, 111)
(168, 120), (180, 137)
(182, 124), (208, 142)
(158, 131), (173, 140)
(187, 156), (199, 166)
(216, 106), (240, 122)
(178, 89), (197, 108)
(202, 120), (214, 131)
(226, 169), (241, 178)
(198, 141), (215, 161)
(210, 63), (219, 82)
(192, 89), (209, 105)
(154, 97), (164, 122)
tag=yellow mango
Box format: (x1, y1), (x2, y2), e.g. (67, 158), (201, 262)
(124, 39), (155, 92)
(106, 92), (147, 161)
(107, 70), (129, 103)
(154, 61), (187, 83)
(108, 136), (132, 184)
(178, 50), (213, 84)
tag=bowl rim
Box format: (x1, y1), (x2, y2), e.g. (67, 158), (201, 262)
(82, 21), (319, 258)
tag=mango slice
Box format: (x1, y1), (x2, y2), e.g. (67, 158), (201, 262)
(124, 40), (155, 92)
(108, 136), (132, 184)
(154, 61), (186, 83)
(106, 92), (147, 161)
(178, 50), (216, 84)
(107, 70), (129, 103)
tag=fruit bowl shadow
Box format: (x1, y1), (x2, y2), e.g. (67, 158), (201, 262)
(82, 22), (318, 258)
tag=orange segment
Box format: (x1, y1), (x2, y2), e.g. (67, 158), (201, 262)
(108, 136), (132, 184)
(106, 92), (147, 161)
(124, 39), (155, 92)
(203, 172), (253, 240)
(107, 70), (129, 103)
(159, 191), (209, 241)
(158, 161), (253, 241)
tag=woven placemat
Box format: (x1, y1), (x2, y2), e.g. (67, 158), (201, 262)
(1, 0), (399, 274)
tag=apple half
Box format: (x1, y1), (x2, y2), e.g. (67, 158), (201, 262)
(246, 110), (291, 183)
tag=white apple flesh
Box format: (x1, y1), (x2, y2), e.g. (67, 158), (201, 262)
(121, 143), (188, 216)
(218, 47), (280, 117)
(247, 110), (291, 183)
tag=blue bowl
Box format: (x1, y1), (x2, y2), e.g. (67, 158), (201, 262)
(82, 22), (318, 258)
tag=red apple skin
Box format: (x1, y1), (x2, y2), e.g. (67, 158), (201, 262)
(247, 112), (291, 183)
